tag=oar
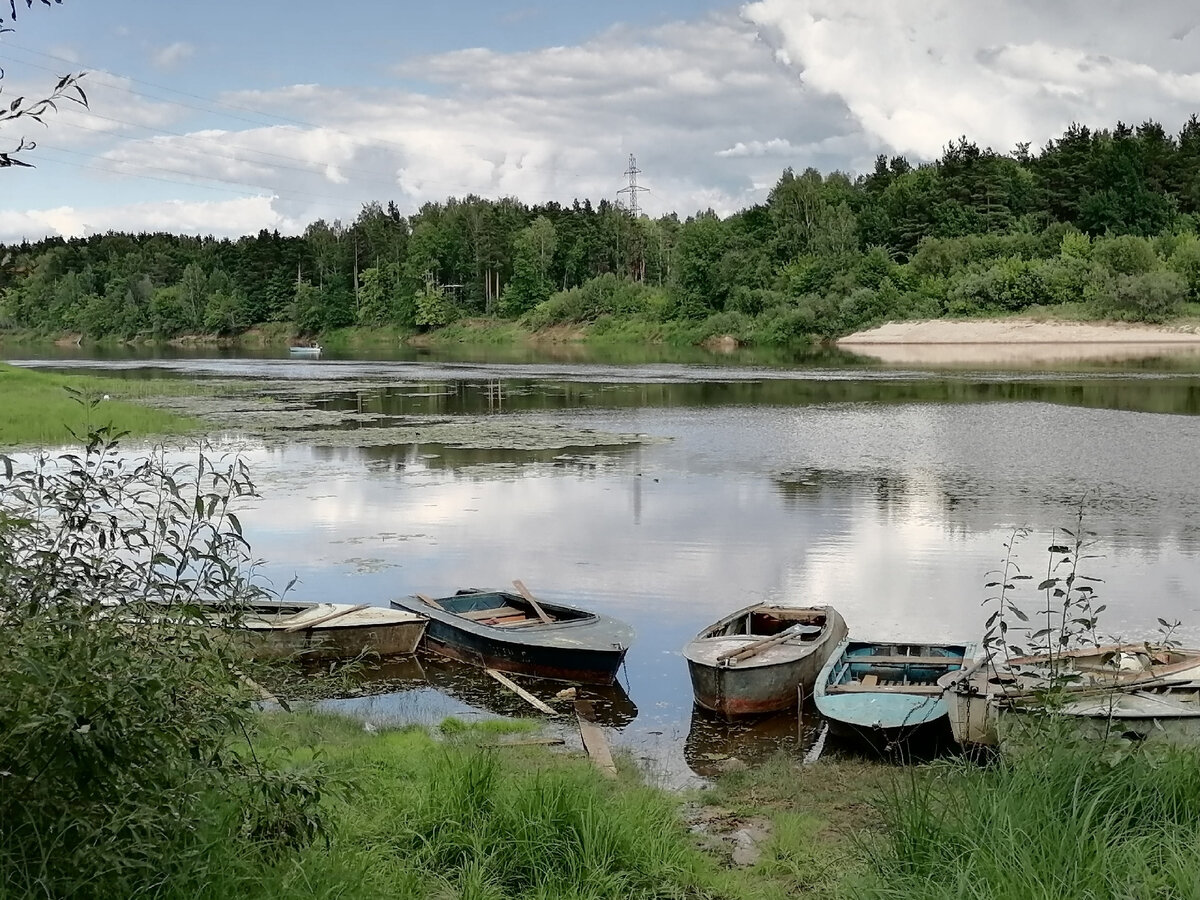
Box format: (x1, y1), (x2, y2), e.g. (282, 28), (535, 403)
(512, 579), (554, 625)
(282, 603), (368, 633)
(717, 623), (807, 665)
(416, 593), (446, 610)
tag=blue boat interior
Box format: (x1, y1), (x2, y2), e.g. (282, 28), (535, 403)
(427, 589), (593, 627)
(826, 642), (968, 694)
(705, 606), (825, 640)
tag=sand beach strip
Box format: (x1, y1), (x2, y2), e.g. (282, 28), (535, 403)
(837, 318), (1200, 366)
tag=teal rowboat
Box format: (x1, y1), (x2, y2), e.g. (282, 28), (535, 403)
(815, 640), (974, 742)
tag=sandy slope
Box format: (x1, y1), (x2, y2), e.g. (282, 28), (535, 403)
(836, 318), (1200, 365)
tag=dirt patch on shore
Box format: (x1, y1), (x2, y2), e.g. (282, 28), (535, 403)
(838, 318), (1200, 365)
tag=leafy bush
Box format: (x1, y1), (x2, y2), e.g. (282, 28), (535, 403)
(1167, 233), (1200, 301)
(0, 422), (323, 897)
(946, 257), (1049, 313)
(1089, 270), (1187, 323)
(526, 274), (667, 328)
(1092, 234), (1159, 276)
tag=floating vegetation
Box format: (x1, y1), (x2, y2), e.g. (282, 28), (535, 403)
(144, 391), (666, 453)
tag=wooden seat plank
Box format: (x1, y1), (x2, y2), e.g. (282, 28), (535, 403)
(459, 606), (520, 621)
(827, 684), (944, 695)
(848, 655), (965, 666)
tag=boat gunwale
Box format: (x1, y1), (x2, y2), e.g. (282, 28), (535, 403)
(681, 604), (839, 670)
(392, 593), (634, 651)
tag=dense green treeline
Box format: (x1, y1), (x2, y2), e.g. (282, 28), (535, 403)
(4, 116), (1200, 344)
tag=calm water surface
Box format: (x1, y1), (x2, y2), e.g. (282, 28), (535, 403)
(13, 347), (1200, 783)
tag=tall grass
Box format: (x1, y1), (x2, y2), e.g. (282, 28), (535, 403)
(0, 363), (199, 446)
(860, 728), (1200, 900)
(125, 712), (725, 900)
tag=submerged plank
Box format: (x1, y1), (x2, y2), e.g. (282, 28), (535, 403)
(485, 668), (559, 715)
(575, 699), (617, 778)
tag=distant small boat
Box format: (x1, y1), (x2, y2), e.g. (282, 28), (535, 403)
(815, 640), (973, 741)
(219, 600), (426, 661)
(942, 643), (1200, 748)
(391, 583), (633, 685)
(289, 345), (322, 357)
(682, 605), (847, 717)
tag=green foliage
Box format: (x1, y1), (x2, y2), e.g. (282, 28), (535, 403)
(525, 274), (668, 329)
(0, 424), (324, 897)
(414, 282), (458, 328)
(1092, 234), (1159, 276)
(1167, 233), (1200, 301)
(1090, 270), (1188, 323)
(4, 115), (1200, 345)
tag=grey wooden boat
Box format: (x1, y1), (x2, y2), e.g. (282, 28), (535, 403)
(219, 600), (426, 661)
(683, 604), (847, 718)
(391, 586), (634, 685)
(942, 643), (1200, 748)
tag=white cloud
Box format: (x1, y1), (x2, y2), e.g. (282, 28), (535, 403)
(0, 196), (294, 241)
(3, 12), (864, 240)
(151, 41), (195, 70)
(742, 0), (1200, 160)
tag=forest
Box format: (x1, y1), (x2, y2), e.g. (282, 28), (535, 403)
(3, 116), (1200, 345)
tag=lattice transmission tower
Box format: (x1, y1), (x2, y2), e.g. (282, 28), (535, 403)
(617, 154), (649, 218)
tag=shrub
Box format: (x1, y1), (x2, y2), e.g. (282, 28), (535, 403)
(1092, 234), (1159, 276)
(525, 274), (667, 329)
(1089, 270), (1187, 323)
(0, 421), (323, 897)
(1167, 233), (1200, 301)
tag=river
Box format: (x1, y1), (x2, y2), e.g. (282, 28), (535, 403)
(12, 344), (1200, 783)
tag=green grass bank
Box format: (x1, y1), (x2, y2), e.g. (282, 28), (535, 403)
(0, 362), (201, 446)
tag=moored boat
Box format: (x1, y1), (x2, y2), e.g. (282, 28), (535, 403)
(682, 605), (847, 718)
(390, 584), (633, 685)
(942, 643), (1200, 749)
(220, 600), (426, 661)
(815, 640), (973, 742)
(288, 345), (322, 357)
(996, 681), (1200, 748)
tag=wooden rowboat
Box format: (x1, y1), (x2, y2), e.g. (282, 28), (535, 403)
(390, 583), (633, 685)
(941, 643), (1200, 749)
(683, 605), (847, 718)
(221, 600), (426, 661)
(815, 640), (974, 742)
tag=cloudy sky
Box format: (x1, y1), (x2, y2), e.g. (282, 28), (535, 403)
(1, 0), (1198, 242)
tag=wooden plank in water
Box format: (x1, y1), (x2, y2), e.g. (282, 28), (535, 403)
(485, 668), (559, 716)
(493, 737), (566, 747)
(575, 699), (617, 778)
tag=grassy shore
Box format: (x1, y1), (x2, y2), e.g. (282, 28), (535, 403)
(0, 362), (201, 446)
(8, 705), (1200, 899)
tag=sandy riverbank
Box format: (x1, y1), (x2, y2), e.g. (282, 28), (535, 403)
(837, 318), (1200, 365)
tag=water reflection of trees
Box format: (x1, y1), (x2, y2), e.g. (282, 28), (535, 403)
(309, 441), (638, 475)
(312, 376), (1200, 419)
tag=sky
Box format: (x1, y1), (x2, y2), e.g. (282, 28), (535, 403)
(0, 0), (1198, 243)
